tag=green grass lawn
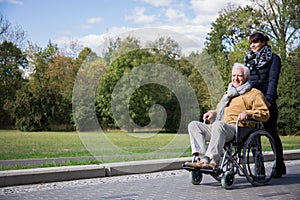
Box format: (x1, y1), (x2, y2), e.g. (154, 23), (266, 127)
(0, 130), (90, 160)
(0, 130), (299, 170)
(0, 130), (191, 161)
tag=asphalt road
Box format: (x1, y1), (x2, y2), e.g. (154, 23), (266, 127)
(0, 159), (299, 200)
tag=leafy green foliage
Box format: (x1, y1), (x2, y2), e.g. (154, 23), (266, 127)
(0, 41), (27, 128)
(205, 1), (299, 135)
(103, 36), (141, 65)
(97, 49), (162, 132)
(12, 86), (53, 131)
(72, 53), (107, 131)
(277, 46), (300, 135)
(96, 36), (209, 133)
(205, 5), (262, 86)
(1, 4), (298, 135)
(251, 0), (300, 60)
(10, 42), (81, 131)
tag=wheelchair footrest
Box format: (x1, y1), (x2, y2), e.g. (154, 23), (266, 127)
(182, 165), (195, 171)
(199, 168), (220, 175)
(182, 163), (220, 175)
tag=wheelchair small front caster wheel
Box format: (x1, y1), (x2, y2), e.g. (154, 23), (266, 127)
(221, 171), (235, 189)
(189, 170), (203, 185)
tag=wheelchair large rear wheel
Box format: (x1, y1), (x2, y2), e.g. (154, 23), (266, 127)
(242, 130), (276, 186)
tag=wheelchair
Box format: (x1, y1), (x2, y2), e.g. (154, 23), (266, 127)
(183, 120), (277, 189)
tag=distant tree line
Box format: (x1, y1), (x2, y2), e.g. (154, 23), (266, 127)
(0, 0), (299, 134)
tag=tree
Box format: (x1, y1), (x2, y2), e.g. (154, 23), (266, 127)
(148, 36), (182, 59)
(72, 49), (107, 131)
(15, 42), (92, 131)
(205, 5), (262, 84)
(206, 1), (300, 61)
(12, 85), (56, 131)
(187, 51), (222, 109)
(60, 39), (84, 58)
(45, 55), (77, 129)
(96, 49), (156, 132)
(12, 42), (61, 131)
(0, 41), (28, 128)
(96, 36), (208, 133)
(277, 45), (300, 135)
(0, 16), (27, 128)
(103, 36), (141, 65)
(74, 47), (97, 70)
(24, 41), (59, 94)
(205, 1), (300, 80)
(251, 0), (300, 60)
(206, 5), (262, 53)
(0, 15), (26, 48)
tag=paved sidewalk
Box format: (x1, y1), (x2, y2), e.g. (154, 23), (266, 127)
(1, 160), (300, 200)
(0, 150), (299, 187)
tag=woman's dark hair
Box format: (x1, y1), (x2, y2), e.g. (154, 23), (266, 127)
(249, 32), (269, 44)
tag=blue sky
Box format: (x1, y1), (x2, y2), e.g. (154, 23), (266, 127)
(0, 0), (251, 52)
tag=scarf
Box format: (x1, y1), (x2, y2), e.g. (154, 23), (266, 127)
(215, 81), (252, 121)
(244, 45), (272, 69)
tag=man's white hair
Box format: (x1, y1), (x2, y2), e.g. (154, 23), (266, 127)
(232, 63), (250, 78)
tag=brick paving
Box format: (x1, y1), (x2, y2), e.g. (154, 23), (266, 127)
(0, 160), (299, 200)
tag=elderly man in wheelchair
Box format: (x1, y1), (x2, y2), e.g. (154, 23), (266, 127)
(183, 63), (277, 189)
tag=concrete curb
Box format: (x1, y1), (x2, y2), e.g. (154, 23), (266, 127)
(103, 157), (190, 177)
(0, 165), (106, 187)
(1, 150), (299, 187)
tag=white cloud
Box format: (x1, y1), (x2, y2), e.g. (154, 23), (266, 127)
(55, 34), (106, 49)
(55, 0), (253, 54)
(165, 8), (188, 24)
(189, 0), (252, 25)
(105, 26), (137, 36)
(81, 17), (103, 30)
(190, 0), (226, 15)
(0, 0), (23, 5)
(54, 27), (137, 55)
(106, 25), (208, 54)
(151, 24), (209, 48)
(54, 25), (206, 56)
(138, 0), (172, 7)
(125, 7), (156, 24)
(87, 17), (103, 24)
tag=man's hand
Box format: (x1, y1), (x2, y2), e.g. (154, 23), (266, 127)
(202, 111), (214, 123)
(238, 111), (248, 121)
